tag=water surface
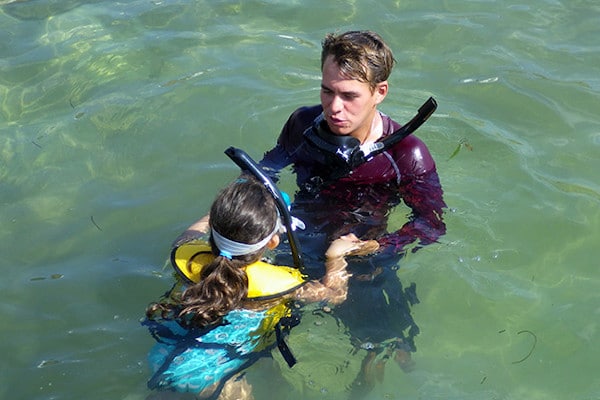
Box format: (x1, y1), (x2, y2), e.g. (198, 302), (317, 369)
(1, 1), (599, 399)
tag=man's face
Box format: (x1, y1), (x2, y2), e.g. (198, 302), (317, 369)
(320, 55), (388, 142)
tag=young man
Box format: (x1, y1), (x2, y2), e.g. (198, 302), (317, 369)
(261, 30), (445, 258)
(260, 30), (447, 395)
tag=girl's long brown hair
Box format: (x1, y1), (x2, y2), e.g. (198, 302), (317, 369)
(147, 175), (278, 328)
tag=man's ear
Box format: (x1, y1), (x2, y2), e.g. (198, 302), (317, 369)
(374, 81), (388, 105)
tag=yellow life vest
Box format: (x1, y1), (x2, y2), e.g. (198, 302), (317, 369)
(170, 241), (306, 301)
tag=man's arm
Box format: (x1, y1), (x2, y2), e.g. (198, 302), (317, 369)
(259, 107), (301, 175)
(260, 142), (293, 180)
(259, 105), (322, 177)
(378, 168), (446, 253)
(377, 135), (446, 253)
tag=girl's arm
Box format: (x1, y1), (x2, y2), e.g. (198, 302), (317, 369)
(294, 234), (379, 305)
(172, 215), (210, 248)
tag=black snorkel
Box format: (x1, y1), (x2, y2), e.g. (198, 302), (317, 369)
(225, 147), (304, 270)
(304, 97), (438, 178)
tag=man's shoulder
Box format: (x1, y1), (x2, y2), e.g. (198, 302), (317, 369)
(392, 134), (436, 176)
(280, 105), (323, 142)
(378, 112), (436, 175)
(289, 104), (323, 125)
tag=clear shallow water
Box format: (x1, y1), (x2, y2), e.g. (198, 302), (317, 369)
(1, 1), (599, 399)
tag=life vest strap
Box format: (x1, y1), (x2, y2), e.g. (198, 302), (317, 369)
(274, 313), (301, 368)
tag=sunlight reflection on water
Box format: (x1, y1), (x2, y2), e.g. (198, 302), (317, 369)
(1, 1), (599, 399)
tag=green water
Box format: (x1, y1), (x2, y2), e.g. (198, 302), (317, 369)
(1, 1), (599, 399)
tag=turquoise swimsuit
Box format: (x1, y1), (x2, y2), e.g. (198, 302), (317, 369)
(145, 240), (304, 395)
(146, 308), (281, 394)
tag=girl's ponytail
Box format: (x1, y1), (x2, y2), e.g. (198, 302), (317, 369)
(177, 254), (249, 327)
(146, 175), (279, 328)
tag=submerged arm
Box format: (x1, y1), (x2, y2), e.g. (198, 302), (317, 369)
(378, 169), (447, 253)
(171, 215), (210, 248)
(294, 234), (379, 305)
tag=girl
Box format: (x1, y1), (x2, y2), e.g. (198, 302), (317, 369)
(144, 175), (378, 399)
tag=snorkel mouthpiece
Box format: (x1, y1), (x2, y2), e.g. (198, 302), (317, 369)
(315, 119), (361, 163)
(303, 116), (361, 178)
(304, 97), (438, 178)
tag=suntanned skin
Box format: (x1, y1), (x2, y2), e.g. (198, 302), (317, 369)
(170, 218), (379, 400)
(293, 233), (379, 305)
(259, 30), (445, 400)
(320, 55), (388, 144)
(175, 216), (379, 306)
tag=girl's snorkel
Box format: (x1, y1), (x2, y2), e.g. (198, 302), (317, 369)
(225, 146), (305, 270)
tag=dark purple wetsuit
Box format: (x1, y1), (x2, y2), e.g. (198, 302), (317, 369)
(261, 104), (446, 253)
(260, 104), (447, 348)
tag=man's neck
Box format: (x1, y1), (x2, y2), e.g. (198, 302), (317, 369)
(359, 111), (383, 144)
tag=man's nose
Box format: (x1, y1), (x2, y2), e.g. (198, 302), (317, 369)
(329, 95), (343, 114)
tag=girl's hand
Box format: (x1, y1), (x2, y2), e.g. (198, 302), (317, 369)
(326, 233), (379, 259)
